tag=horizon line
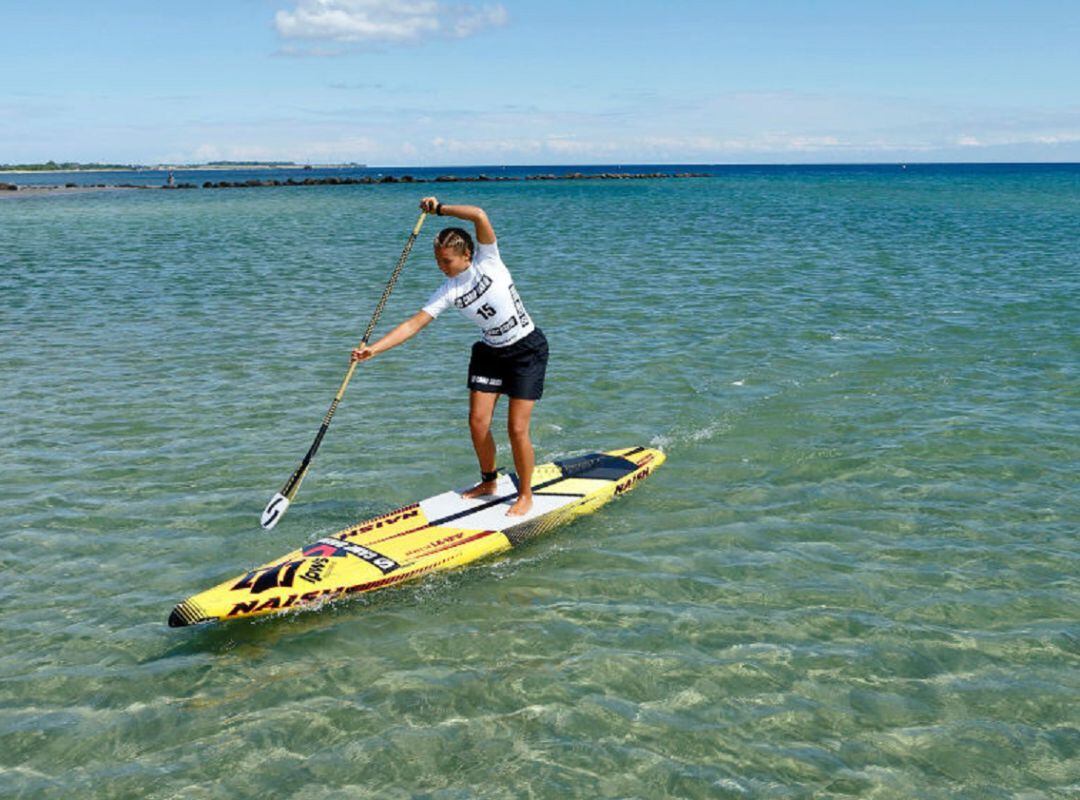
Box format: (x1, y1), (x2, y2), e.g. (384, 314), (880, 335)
(4, 160), (1080, 171)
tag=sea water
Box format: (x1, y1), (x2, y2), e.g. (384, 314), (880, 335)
(1, 165), (1077, 798)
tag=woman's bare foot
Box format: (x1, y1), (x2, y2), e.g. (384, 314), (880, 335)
(461, 479), (499, 499)
(506, 493), (533, 516)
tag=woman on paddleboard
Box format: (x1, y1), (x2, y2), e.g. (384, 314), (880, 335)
(350, 197), (548, 517)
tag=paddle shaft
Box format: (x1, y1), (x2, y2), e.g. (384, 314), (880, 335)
(278, 211), (427, 502)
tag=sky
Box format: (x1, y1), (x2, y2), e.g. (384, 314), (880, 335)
(1, 0), (1078, 165)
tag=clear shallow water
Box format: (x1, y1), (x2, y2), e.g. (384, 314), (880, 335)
(1, 167), (1078, 798)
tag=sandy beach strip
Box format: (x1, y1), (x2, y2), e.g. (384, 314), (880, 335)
(0, 185), (156, 199)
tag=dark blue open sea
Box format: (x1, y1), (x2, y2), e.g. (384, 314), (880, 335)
(1, 164), (1077, 798)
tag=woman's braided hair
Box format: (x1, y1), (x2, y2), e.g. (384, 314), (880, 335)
(434, 227), (474, 258)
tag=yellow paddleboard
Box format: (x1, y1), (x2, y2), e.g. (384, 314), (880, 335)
(168, 446), (665, 627)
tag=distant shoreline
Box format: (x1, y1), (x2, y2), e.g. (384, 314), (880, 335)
(0, 170), (710, 198)
(3, 161), (1078, 176)
(0, 185), (147, 197)
(3, 163), (1076, 199)
(0, 163), (363, 175)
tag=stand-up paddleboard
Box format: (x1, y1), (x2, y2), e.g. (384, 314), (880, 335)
(169, 446), (664, 627)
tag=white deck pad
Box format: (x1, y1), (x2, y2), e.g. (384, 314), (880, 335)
(420, 485), (578, 533)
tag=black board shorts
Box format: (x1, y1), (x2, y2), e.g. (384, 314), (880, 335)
(467, 328), (549, 400)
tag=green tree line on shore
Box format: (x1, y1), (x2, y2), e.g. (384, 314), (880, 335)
(0, 160), (137, 171)
(0, 160), (323, 171)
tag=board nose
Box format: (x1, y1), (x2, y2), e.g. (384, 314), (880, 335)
(168, 599), (211, 627)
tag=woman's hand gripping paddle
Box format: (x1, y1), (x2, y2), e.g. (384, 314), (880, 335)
(260, 212), (428, 530)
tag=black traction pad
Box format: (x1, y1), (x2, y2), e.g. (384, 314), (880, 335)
(556, 453), (639, 482)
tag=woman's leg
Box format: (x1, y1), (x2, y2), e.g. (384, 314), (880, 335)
(463, 390), (500, 498)
(506, 397), (536, 516)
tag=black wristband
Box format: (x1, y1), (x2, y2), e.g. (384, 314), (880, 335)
(435, 202), (443, 216)
(481, 470), (498, 483)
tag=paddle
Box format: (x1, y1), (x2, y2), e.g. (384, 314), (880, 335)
(260, 211), (428, 530)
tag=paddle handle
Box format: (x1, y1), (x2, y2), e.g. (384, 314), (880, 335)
(356, 211), (427, 350)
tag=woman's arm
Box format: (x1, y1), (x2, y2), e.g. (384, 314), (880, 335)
(351, 310), (434, 362)
(420, 196), (495, 244)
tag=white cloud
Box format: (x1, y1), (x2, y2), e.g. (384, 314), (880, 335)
(189, 143), (280, 162)
(162, 135), (379, 165)
(447, 3), (507, 37)
(137, 92), (1080, 166)
(275, 0), (507, 47)
(1031, 134), (1080, 144)
(431, 136), (543, 155)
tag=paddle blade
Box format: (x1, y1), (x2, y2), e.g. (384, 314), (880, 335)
(261, 492), (291, 530)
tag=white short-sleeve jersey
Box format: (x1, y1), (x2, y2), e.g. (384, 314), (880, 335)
(422, 240), (535, 347)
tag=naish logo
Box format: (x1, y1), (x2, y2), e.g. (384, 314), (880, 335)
(338, 506), (419, 540)
(232, 560), (304, 594)
(614, 468), (651, 495)
(228, 589), (331, 617)
(301, 537), (399, 574)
